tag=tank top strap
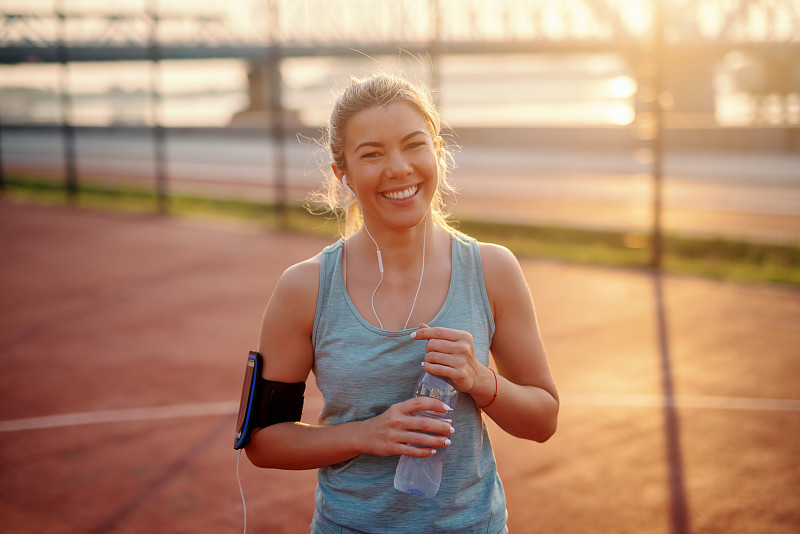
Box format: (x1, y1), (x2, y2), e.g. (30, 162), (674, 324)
(312, 238), (344, 348)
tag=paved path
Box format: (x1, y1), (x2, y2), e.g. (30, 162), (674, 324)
(0, 200), (798, 533)
(4, 128), (800, 244)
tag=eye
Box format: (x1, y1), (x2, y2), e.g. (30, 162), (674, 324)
(405, 141), (426, 151)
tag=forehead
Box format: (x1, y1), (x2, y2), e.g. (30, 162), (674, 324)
(343, 101), (431, 148)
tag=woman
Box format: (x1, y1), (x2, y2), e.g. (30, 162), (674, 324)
(245, 72), (558, 533)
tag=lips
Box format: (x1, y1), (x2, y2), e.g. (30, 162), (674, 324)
(382, 185), (419, 201)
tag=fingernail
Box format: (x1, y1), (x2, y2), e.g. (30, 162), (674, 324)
(449, 426), (455, 435)
(430, 449), (437, 456)
(444, 439), (452, 447)
(410, 331), (417, 339)
(420, 361), (426, 367)
(443, 404), (452, 412)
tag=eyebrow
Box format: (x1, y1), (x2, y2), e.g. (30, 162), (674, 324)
(353, 130), (426, 153)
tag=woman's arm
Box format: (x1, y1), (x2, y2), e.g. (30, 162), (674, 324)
(477, 243), (558, 441)
(413, 243), (558, 443)
(244, 256), (454, 470)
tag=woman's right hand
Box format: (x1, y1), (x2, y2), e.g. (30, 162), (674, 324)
(357, 397), (455, 458)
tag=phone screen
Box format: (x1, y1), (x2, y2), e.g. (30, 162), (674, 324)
(236, 357), (257, 440)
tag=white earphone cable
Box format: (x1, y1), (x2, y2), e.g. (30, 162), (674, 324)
(361, 221), (385, 329)
(236, 449), (247, 534)
(403, 211), (428, 330)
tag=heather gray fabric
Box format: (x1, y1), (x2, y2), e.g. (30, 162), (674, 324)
(310, 235), (508, 534)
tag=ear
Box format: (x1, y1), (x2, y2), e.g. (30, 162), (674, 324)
(331, 163), (344, 182)
(334, 164), (357, 197)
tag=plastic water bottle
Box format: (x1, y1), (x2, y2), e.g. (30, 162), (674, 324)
(394, 370), (458, 498)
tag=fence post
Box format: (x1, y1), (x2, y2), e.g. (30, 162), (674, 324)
(149, 0), (169, 214)
(649, 0), (665, 270)
(56, 0), (78, 205)
(268, 0), (287, 225)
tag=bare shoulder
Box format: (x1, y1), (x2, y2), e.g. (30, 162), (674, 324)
(274, 252), (322, 302)
(477, 241), (531, 317)
(263, 252), (323, 332)
(266, 251), (324, 330)
(478, 242), (526, 283)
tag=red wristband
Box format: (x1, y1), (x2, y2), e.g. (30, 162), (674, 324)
(477, 368), (498, 409)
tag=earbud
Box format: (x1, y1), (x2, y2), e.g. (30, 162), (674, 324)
(342, 175), (356, 198)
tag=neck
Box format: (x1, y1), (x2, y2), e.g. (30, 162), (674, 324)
(357, 212), (430, 271)
(349, 211), (431, 330)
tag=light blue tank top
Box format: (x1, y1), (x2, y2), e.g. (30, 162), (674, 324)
(311, 235), (508, 534)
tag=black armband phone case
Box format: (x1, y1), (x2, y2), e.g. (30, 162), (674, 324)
(234, 351), (306, 450)
(234, 351), (263, 450)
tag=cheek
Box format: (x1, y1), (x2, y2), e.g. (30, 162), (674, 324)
(425, 155), (441, 182)
(414, 150), (437, 172)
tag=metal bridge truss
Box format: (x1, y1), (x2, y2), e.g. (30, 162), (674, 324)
(1, 0), (799, 64)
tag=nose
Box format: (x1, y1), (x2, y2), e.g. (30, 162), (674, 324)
(384, 148), (412, 178)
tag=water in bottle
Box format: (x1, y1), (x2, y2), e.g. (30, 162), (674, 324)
(394, 371), (458, 498)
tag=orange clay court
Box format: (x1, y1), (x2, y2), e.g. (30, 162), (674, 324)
(0, 200), (798, 533)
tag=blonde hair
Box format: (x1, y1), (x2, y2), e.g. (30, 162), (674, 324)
(310, 72), (458, 237)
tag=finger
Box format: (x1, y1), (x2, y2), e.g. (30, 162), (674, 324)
(395, 434), (454, 462)
(423, 338), (462, 356)
(410, 325), (463, 342)
(413, 326), (462, 341)
(421, 358), (454, 373)
(421, 356), (459, 376)
(398, 444), (440, 458)
(422, 346), (466, 366)
(399, 423), (454, 445)
(402, 395), (452, 415)
(402, 433), (453, 452)
(406, 413), (455, 436)
(420, 361), (461, 385)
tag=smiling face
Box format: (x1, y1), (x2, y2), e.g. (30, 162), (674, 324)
(335, 101), (440, 233)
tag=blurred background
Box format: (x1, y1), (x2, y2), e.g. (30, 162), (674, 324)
(1, 0), (798, 253)
(1, 2), (799, 533)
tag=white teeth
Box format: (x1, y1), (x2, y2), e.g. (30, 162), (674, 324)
(383, 185), (418, 200)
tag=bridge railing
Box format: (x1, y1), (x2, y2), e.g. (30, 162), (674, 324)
(2, 0), (799, 58)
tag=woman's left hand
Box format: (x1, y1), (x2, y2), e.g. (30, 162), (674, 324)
(411, 323), (493, 402)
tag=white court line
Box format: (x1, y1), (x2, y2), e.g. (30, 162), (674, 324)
(562, 393), (800, 412)
(1, 394), (799, 434)
(0, 401), (238, 433)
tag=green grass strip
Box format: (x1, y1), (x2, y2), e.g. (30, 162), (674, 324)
(3, 174), (798, 287)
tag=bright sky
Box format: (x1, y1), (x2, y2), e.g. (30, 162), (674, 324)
(8, 1), (786, 45)
(2, 1), (791, 127)
(3, 0), (655, 40)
